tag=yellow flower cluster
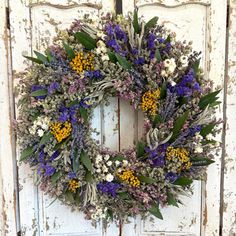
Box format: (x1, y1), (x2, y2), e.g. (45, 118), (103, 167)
(166, 146), (192, 170)
(141, 89), (161, 115)
(70, 52), (94, 73)
(117, 169), (140, 187)
(68, 179), (79, 193)
(50, 121), (72, 143)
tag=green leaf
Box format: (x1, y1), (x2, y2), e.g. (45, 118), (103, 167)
(79, 107), (88, 122)
(67, 99), (79, 107)
(133, 8), (140, 34)
(51, 171), (62, 184)
(30, 89), (48, 97)
(23, 55), (43, 64)
(85, 171), (93, 183)
(34, 50), (48, 63)
(167, 191), (179, 207)
(115, 53), (131, 70)
(170, 110), (189, 142)
(20, 146), (35, 161)
(46, 49), (53, 62)
(165, 35), (171, 43)
(112, 155), (126, 161)
(107, 51), (117, 63)
(138, 175), (156, 184)
(155, 48), (162, 63)
(153, 114), (163, 127)
(75, 32), (96, 50)
(173, 177), (193, 186)
(191, 157), (215, 166)
(39, 132), (53, 147)
(80, 150), (92, 171)
(198, 90), (221, 110)
(200, 123), (215, 137)
(118, 192), (130, 200)
(63, 42), (75, 60)
(178, 97), (188, 106)
(72, 148), (80, 172)
(65, 191), (75, 203)
(148, 204), (163, 220)
(160, 82), (167, 99)
(17, 96), (28, 108)
(145, 16), (159, 31)
(53, 135), (71, 150)
(136, 141), (145, 158)
(75, 191), (80, 205)
(192, 59), (200, 75)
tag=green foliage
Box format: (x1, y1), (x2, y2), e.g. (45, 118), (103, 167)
(145, 16), (159, 31)
(133, 8), (140, 34)
(173, 177), (193, 186)
(148, 204), (163, 220)
(20, 146), (35, 161)
(63, 42), (75, 60)
(191, 157), (215, 166)
(75, 32), (96, 50)
(80, 150), (92, 171)
(30, 89), (48, 97)
(198, 90), (221, 110)
(115, 53), (131, 69)
(136, 141), (145, 158)
(138, 175), (156, 184)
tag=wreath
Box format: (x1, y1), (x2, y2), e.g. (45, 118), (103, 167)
(16, 10), (221, 224)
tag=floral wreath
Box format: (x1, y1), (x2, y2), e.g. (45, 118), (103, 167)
(16, 10), (221, 224)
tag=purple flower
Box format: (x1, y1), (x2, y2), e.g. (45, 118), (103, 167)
(165, 172), (178, 183)
(147, 33), (156, 50)
(50, 150), (60, 161)
(48, 82), (60, 95)
(31, 85), (47, 99)
(189, 125), (202, 136)
(68, 172), (76, 179)
(44, 165), (55, 177)
(146, 144), (168, 167)
(84, 70), (102, 80)
(134, 57), (145, 65)
(97, 182), (120, 197)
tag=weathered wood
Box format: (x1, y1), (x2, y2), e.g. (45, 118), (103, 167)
(222, 0), (236, 235)
(0, 0), (18, 235)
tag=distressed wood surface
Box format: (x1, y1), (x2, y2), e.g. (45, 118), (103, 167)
(0, 0), (18, 235)
(222, 0), (236, 235)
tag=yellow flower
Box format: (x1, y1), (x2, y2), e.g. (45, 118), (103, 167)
(50, 121), (72, 143)
(166, 146), (192, 170)
(117, 169), (140, 187)
(68, 179), (79, 193)
(70, 52), (94, 74)
(141, 89), (161, 115)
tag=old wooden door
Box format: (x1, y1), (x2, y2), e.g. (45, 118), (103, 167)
(8, 0), (227, 235)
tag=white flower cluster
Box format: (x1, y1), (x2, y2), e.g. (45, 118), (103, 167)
(94, 154), (114, 182)
(91, 205), (106, 220)
(179, 55), (189, 68)
(95, 39), (109, 61)
(194, 132), (204, 153)
(29, 116), (50, 137)
(161, 58), (176, 78)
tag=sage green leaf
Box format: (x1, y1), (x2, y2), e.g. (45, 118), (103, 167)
(20, 146), (35, 161)
(160, 82), (167, 99)
(170, 110), (189, 142)
(112, 155), (126, 161)
(173, 177), (193, 186)
(133, 9), (140, 34)
(155, 48), (162, 63)
(17, 96), (28, 108)
(165, 35), (171, 43)
(79, 107), (88, 122)
(167, 191), (179, 207)
(148, 204), (163, 220)
(75, 32), (96, 50)
(67, 99), (79, 107)
(200, 123), (215, 137)
(138, 175), (156, 184)
(85, 171), (93, 183)
(75, 191), (80, 205)
(198, 90), (221, 110)
(80, 150), (92, 171)
(153, 114), (163, 127)
(46, 49), (53, 62)
(145, 16), (159, 31)
(136, 141), (145, 158)
(30, 89), (48, 97)
(65, 191), (75, 203)
(23, 55), (43, 64)
(34, 50), (48, 63)
(178, 97), (188, 106)
(107, 51), (117, 63)
(39, 132), (53, 147)
(53, 135), (71, 150)
(51, 171), (62, 184)
(72, 148), (79, 172)
(192, 59), (200, 75)
(191, 157), (215, 166)
(63, 42), (75, 60)
(115, 53), (131, 70)
(118, 192), (130, 200)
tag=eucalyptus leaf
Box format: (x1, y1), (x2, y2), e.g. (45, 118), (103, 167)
(20, 146), (35, 161)
(30, 89), (48, 97)
(80, 150), (92, 171)
(173, 177), (193, 186)
(75, 32), (96, 50)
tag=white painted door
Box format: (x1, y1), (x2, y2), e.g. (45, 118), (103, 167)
(9, 0), (226, 235)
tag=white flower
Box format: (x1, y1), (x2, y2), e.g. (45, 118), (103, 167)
(164, 58), (176, 74)
(97, 31), (106, 39)
(102, 166), (108, 173)
(37, 129), (44, 137)
(104, 155), (110, 161)
(206, 134), (214, 140)
(106, 161), (112, 166)
(115, 160), (120, 166)
(96, 168), (101, 173)
(180, 55), (188, 67)
(101, 54), (109, 61)
(41, 123), (48, 130)
(195, 132), (203, 140)
(29, 126), (36, 135)
(96, 154), (103, 163)
(105, 173), (114, 182)
(194, 146), (203, 153)
(122, 160), (128, 166)
(169, 79), (176, 86)
(161, 70), (167, 77)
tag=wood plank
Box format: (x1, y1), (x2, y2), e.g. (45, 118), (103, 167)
(222, 0), (236, 234)
(0, 0), (18, 235)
